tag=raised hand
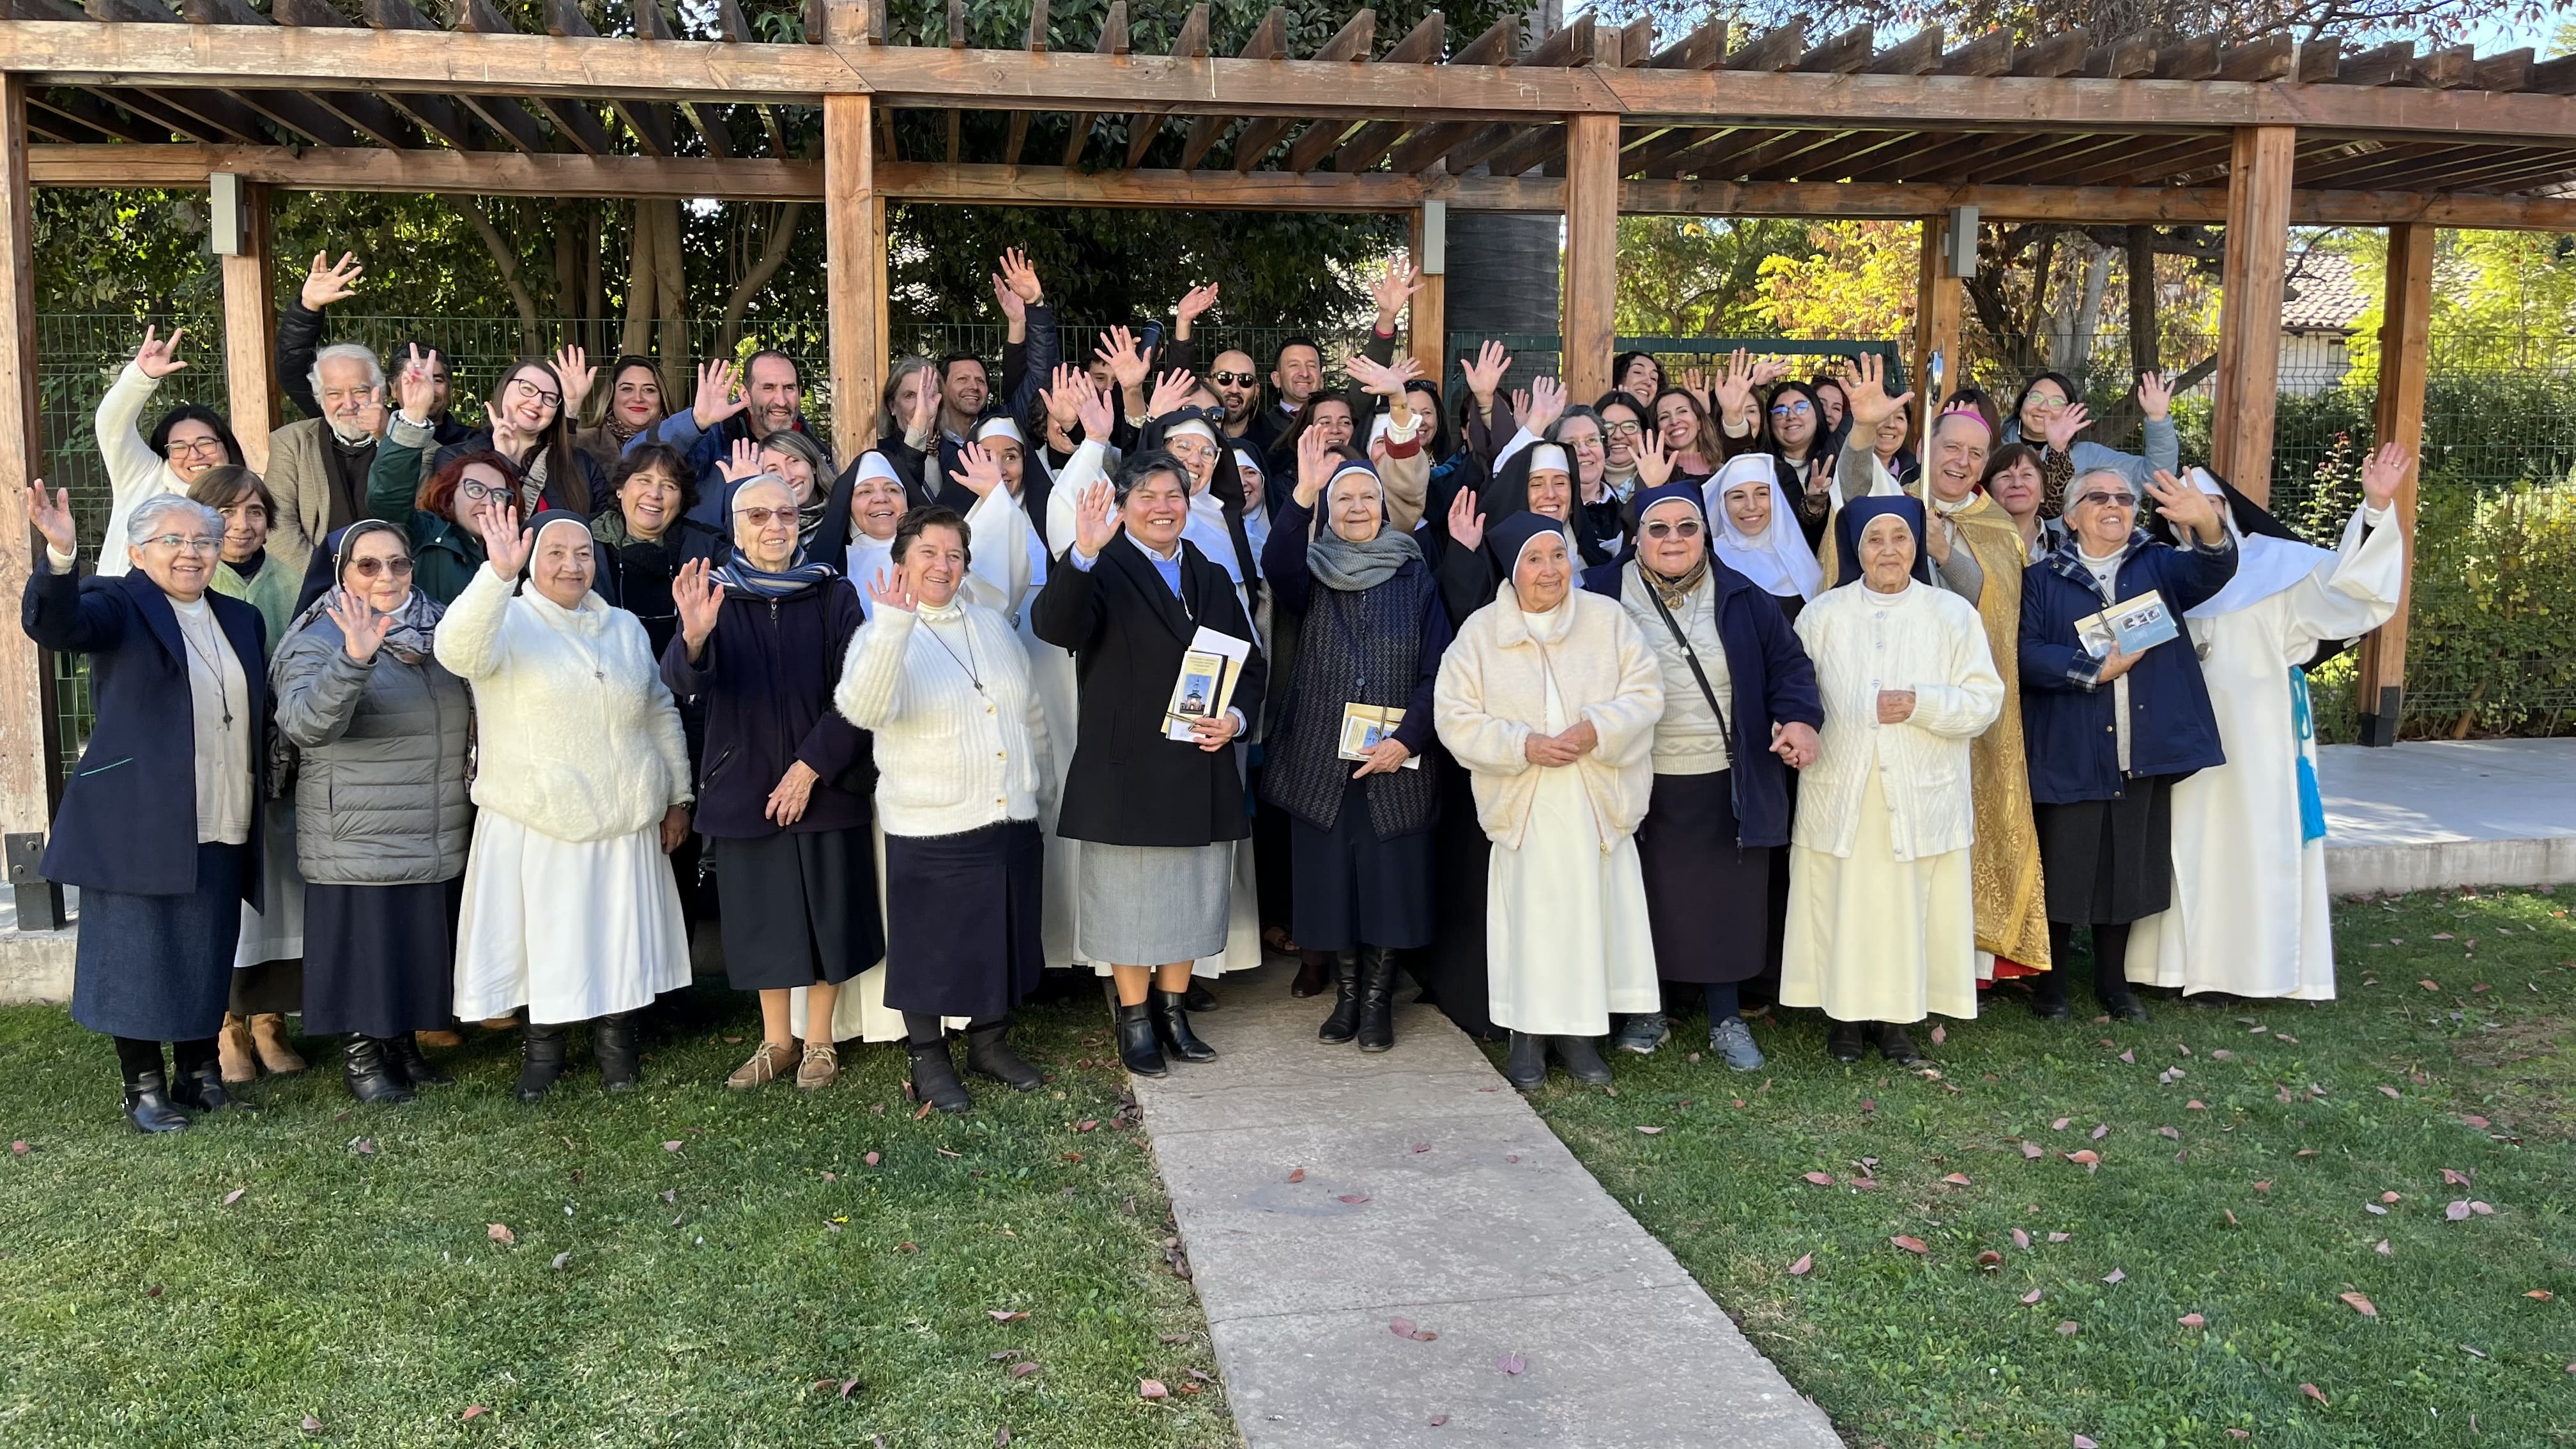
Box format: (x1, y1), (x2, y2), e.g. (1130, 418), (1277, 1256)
(1041, 362), (1087, 434)
(2145, 468), (2221, 543)
(395, 344), (440, 420)
(1144, 368), (1197, 422)
(472, 494), (531, 578)
(1174, 282), (1220, 330)
(549, 345), (596, 420)
(1071, 477), (1118, 559)
(133, 326), (188, 380)
(2043, 401), (2092, 454)
(995, 246), (1044, 306)
(719, 436), (764, 484)
(1523, 375), (1567, 436)
(1710, 353), (1754, 424)
(1459, 339), (1510, 405)
(693, 358), (747, 430)
(1807, 454), (1834, 500)
(2359, 440), (2412, 509)
(1095, 325), (1151, 393)
(1073, 378), (1116, 444)
(1368, 257), (1425, 327)
(2137, 369), (2174, 421)
(673, 556), (726, 651)
(1749, 356), (1790, 389)
(990, 271), (1026, 325)
(1294, 423), (1333, 508)
(328, 588), (394, 663)
(905, 372), (940, 445)
(1838, 352), (1913, 433)
(864, 565), (916, 615)
(24, 480), (74, 558)
(301, 250), (364, 311)
(949, 440), (1004, 498)
(1635, 431), (1675, 489)
(1346, 353), (1422, 399)
(1445, 485), (1485, 553)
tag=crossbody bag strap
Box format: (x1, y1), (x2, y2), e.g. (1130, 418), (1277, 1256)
(1638, 569), (1746, 831)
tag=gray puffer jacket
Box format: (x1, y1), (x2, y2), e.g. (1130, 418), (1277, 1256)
(272, 608), (474, 885)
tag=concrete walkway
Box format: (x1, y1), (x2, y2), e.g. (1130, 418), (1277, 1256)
(1132, 960), (1841, 1449)
(2322, 737), (2576, 894)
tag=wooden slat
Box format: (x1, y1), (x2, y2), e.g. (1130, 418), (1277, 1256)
(1795, 23), (1871, 73)
(344, 0), (475, 148)
(2155, 33), (2222, 80)
(1713, 125), (1871, 182)
(263, 0), (415, 149)
(25, 95), (115, 142)
(2477, 47), (2534, 93)
(1974, 131), (2138, 185)
(1724, 22), (1804, 73)
(1627, 123), (1761, 180)
(81, 0), (279, 145)
(2011, 27), (2087, 77)
(1177, 4), (1278, 171)
(452, 0), (600, 153)
(1938, 31), (2014, 78)
(1229, 8), (1370, 171)
(2216, 34), (2293, 82)
(1349, 13), (1507, 174)
(2364, 147), (2576, 194)
(31, 85), (169, 143)
(2085, 35), (2157, 78)
(1000, 0), (1043, 164)
(1837, 127), (1987, 183)
(1913, 128), (2078, 183)
(2416, 44), (2476, 89)
(2528, 52), (2576, 95)
(1613, 15), (1650, 70)
(2336, 42), (2415, 86)
(1287, 10), (1434, 172)
(185, 0), (417, 150)
(1561, 111), (1616, 400)
(1867, 26), (1942, 74)
(362, 0), (545, 151)
(2296, 38), (2340, 83)
(1117, 1), (1204, 167)
(1645, 19), (1724, 70)
(1427, 15), (1589, 176)
(0, 74), (52, 836)
(1478, 122), (1563, 181)
(2296, 139), (2450, 187)
(546, 0), (673, 154)
(2053, 133), (2228, 187)
(1059, 0), (1126, 167)
(1755, 126), (1916, 181)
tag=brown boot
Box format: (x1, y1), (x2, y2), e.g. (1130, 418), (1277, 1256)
(250, 1015), (307, 1075)
(415, 1029), (466, 1048)
(217, 1014), (258, 1085)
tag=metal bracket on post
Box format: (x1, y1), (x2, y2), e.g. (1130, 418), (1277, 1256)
(1943, 204), (1978, 278)
(1419, 199), (1447, 275)
(2357, 686), (2403, 748)
(208, 172), (251, 257)
(5, 832), (63, 932)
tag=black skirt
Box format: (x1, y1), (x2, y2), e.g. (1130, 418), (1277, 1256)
(72, 841), (244, 1043)
(303, 878), (463, 1038)
(884, 820), (1044, 1022)
(712, 827), (882, 992)
(1422, 751), (1496, 1038)
(1289, 777), (1436, 952)
(1634, 770), (1774, 985)
(2036, 774), (2178, 925)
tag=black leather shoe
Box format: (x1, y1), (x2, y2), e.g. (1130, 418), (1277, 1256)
(123, 1068), (189, 1133)
(1550, 1035), (1614, 1085)
(1150, 989), (1218, 1062)
(1503, 1032), (1547, 1091)
(1114, 1001), (1168, 1078)
(2029, 976), (2073, 1021)
(168, 1060), (231, 1114)
(344, 1036), (417, 1105)
(908, 1039), (971, 1114)
(386, 1032), (453, 1087)
(1826, 1022), (1866, 1063)
(1184, 980), (1220, 1012)
(2099, 991), (2151, 1022)
(963, 1023), (1043, 1091)
(1870, 1022), (1923, 1065)
(516, 1021), (569, 1103)
(1289, 951), (1329, 998)
(2096, 959), (2150, 1021)
(593, 1013), (641, 1091)
(1354, 946), (1399, 1054)
(1317, 949), (1362, 1045)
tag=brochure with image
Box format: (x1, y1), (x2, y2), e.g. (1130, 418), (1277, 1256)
(1164, 626), (1253, 741)
(2076, 592), (2179, 659)
(1338, 703), (1422, 769)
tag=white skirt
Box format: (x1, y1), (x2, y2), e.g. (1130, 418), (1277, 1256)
(234, 802), (305, 969)
(1781, 774), (1980, 1024)
(1484, 764), (1659, 1037)
(452, 813), (691, 1026)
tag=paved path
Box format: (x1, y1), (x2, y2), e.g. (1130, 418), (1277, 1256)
(1131, 960), (1842, 1449)
(2322, 738), (2576, 893)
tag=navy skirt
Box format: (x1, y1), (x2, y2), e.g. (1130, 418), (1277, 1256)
(73, 841), (244, 1042)
(2037, 775), (2178, 926)
(1288, 778), (1435, 952)
(1634, 770), (1773, 985)
(302, 878), (463, 1038)
(713, 826), (882, 992)
(884, 820), (1044, 1022)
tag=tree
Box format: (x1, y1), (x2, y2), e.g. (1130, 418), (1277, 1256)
(1614, 217), (1814, 337)
(1758, 220), (1919, 342)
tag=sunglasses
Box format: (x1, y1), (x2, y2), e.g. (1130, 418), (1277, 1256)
(1208, 371), (1258, 387)
(349, 556), (416, 579)
(1641, 519), (1704, 540)
(739, 507), (799, 528)
(2073, 491), (2134, 510)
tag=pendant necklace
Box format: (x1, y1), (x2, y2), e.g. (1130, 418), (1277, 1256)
(921, 610), (985, 694)
(181, 617), (234, 728)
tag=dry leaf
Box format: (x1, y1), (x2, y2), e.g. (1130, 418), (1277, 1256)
(2253, 1181), (2273, 1193)
(462, 1405), (488, 1421)
(1890, 1235), (1929, 1255)
(1286, 1167), (1305, 1183)
(2376, 1239), (2393, 1255)
(2049, 1232), (2071, 1242)
(486, 1223), (514, 1246)
(1337, 1194), (1370, 1204)
(2441, 1167), (2472, 1185)
(2301, 1383), (2330, 1407)
(1975, 1251), (2003, 1270)
(2179, 1313), (2205, 1328)
(1138, 1379), (1168, 1400)
(2379, 1085), (2402, 1098)
(2188, 1100), (2207, 1110)
(913, 1101), (934, 1121)
(2340, 1292), (2377, 1317)
(2382, 1192), (2401, 1203)
(1636, 1126), (1664, 1136)
(2526, 1290), (2555, 1301)
(2090, 1124), (2109, 1140)
(2101, 1269), (2126, 1284)
(1930, 1025), (1947, 1044)
(2020, 1142), (2045, 1160)
(300, 1415), (322, 1433)
(1787, 1254), (1813, 1276)
(863, 1151), (880, 1167)
(1413, 1142), (1431, 1153)
(1009, 1361), (1039, 1379)
(1803, 1171), (1836, 1185)
(1944, 1173), (1973, 1186)
(2051, 1117), (2071, 1130)
(550, 1252), (571, 1270)
(2074, 1436), (2099, 1448)
(661, 1140), (683, 1152)
(2463, 1114), (2491, 1128)
(2228, 1430), (2251, 1440)
(2119, 1050), (2136, 1064)
(994, 1430), (1011, 1447)
(2056, 1321), (2080, 1336)
(988, 1310), (1029, 1322)
(1496, 1353), (1528, 1376)
(2066, 1150), (2100, 1171)
(2021, 1289), (2044, 1305)
(222, 1188), (245, 1206)
(2156, 1126), (2181, 1140)
(2012, 1229), (2032, 1250)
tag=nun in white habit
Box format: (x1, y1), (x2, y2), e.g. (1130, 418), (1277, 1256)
(2125, 450), (2407, 1001)
(1705, 452), (1826, 624)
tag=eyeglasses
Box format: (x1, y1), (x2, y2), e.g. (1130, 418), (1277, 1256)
(146, 534), (219, 553)
(739, 507), (799, 528)
(505, 378), (564, 409)
(2073, 491), (2135, 510)
(458, 479), (510, 503)
(1641, 519), (1704, 540)
(349, 556), (416, 579)
(165, 437), (226, 459)
(1603, 420), (1644, 438)
(1769, 401), (1813, 419)
(1209, 371), (1258, 387)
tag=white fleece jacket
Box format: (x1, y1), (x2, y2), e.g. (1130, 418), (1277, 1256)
(94, 362), (195, 578)
(835, 596), (1054, 838)
(432, 563), (692, 843)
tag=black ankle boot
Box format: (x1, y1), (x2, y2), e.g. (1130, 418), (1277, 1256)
(908, 1039), (971, 1114)
(168, 1059), (231, 1114)
(1354, 946), (1398, 1054)
(2096, 962), (2149, 1022)
(387, 1032), (453, 1087)
(1503, 1032), (1547, 1090)
(1151, 988), (1218, 1062)
(1825, 1021), (1866, 1063)
(2030, 971), (2072, 1020)
(593, 1013), (641, 1091)
(123, 1067), (189, 1133)
(1114, 1000), (1168, 1078)
(963, 1022), (1043, 1091)
(1551, 1035), (1614, 1085)
(1317, 949), (1362, 1044)
(1870, 1021), (1922, 1064)
(516, 1021), (569, 1103)
(344, 1036), (417, 1105)
(1184, 979), (1220, 1012)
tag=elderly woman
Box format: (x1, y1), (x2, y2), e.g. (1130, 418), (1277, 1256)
(1260, 428), (1452, 1052)
(665, 473), (875, 1092)
(438, 500), (694, 1099)
(1582, 474), (1823, 1069)
(2020, 465), (2239, 1022)
(590, 441), (723, 656)
(272, 521), (473, 1103)
(1434, 514), (1663, 1091)
(574, 355), (668, 476)
(837, 506), (1054, 1111)
(369, 354), (510, 604)
(186, 465), (309, 1082)
(1032, 451), (1268, 1078)
(95, 328), (245, 578)
(1782, 497), (2002, 1064)
(22, 488), (267, 1131)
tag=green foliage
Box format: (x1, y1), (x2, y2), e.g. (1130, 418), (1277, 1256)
(1614, 217), (1817, 337)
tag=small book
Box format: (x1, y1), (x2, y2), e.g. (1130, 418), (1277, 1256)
(1164, 626), (1254, 742)
(1338, 703), (1422, 769)
(2076, 592), (2179, 660)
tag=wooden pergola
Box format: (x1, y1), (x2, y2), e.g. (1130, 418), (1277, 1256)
(0, 1), (2567, 838)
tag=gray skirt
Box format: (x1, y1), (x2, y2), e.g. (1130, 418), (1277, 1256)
(1078, 841), (1232, 965)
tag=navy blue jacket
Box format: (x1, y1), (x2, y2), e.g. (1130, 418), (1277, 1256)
(24, 568), (268, 904)
(1580, 553), (1823, 849)
(2019, 529), (2239, 804)
(660, 579), (871, 839)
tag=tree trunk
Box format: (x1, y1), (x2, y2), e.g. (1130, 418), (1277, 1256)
(622, 198), (659, 360)
(456, 195), (541, 355)
(652, 199), (689, 386)
(2126, 224), (2159, 379)
(2066, 242), (2113, 380)
(720, 202), (804, 353)
(583, 203), (605, 358)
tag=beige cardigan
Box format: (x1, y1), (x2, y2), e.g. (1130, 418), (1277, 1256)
(1790, 579), (2002, 862)
(1432, 584), (1664, 852)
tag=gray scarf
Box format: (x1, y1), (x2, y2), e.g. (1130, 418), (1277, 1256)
(1305, 526), (1421, 594)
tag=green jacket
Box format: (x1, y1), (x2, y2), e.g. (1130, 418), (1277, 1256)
(366, 414), (487, 606)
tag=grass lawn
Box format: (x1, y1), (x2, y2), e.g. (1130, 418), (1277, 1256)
(0, 979), (1236, 1449)
(1526, 887), (2576, 1448)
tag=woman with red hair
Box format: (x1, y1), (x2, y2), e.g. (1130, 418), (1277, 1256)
(364, 349), (518, 604)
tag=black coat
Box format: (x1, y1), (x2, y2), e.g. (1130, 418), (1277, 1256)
(1032, 533), (1268, 847)
(23, 569), (268, 905)
(661, 581), (872, 840)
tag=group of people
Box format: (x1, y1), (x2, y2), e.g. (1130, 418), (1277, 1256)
(27, 242), (2411, 1131)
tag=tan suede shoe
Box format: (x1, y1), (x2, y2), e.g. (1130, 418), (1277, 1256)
(217, 1014), (258, 1085)
(726, 1040), (796, 1090)
(249, 1015), (306, 1075)
(794, 1042), (839, 1091)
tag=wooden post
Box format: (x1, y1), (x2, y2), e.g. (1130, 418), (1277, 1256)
(1913, 211), (1962, 436)
(1560, 113), (1618, 402)
(0, 74), (54, 839)
(823, 92), (885, 469)
(2354, 220), (2434, 747)
(1407, 202), (1447, 394)
(2210, 125), (2296, 505)
(218, 176), (276, 474)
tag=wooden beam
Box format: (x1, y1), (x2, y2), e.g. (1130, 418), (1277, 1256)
(218, 175), (274, 473)
(1562, 111), (1616, 401)
(29, 141), (825, 197)
(546, 0), (674, 155)
(2296, 38), (2340, 83)
(265, 0), (417, 150)
(2336, 41), (2415, 87)
(2011, 27), (2089, 78)
(824, 92), (882, 468)
(2210, 125), (2295, 505)
(1937, 31), (2014, 78)
(1120, 1), (1204, 167)
(1646, 19), (1725, 72)
(1725, 22), (1804, 73)
(2476, 47), (2534, 93)
(2216, 34), (2294, 82)
(1177, 5), (1279, 171)
(2156, 33), (2222, 81)
(2086, 35), (2157, 79)
(176, 0), (369, 149)
(1229, 6), (1371, 171)
(1426, 16), (1590, 175)
(0, 73), (51, 834)
(1059, 0), (1124, 167)
(1913, 209), (1960, 437)
(1796, 24), (1873, 74)
(1867, 26), (1942, 74)
(2354, 218), (2432, 746)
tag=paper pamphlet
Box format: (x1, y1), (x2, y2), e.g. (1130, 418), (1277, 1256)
(1338, 703), (1422, 769)
(2076, 592), (2179, 659)
(1165, 627), (1252, 741)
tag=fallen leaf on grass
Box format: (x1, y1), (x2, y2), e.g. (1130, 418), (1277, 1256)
(2527, 1290), (2555, 1301)
(2442, 1168), (2472, 1185)
(1337, 1195), (1370, 1204)
(1890, 1236), (1929, 1255)
(2051, 1117), (2071, 1130)
(661, 1140), (682, 1152)
(1803, 1171), (1837, 1185)
(2377, 1239), (2393, 1255)
(2187, 1100), (2207, 1110)
(2020, 1142), (2045, 1160)
(2253, 1181), (2272, 1193)
(2066, 1150), (2100, 1172)
(2420, 979), (2442, 990)
(462, 1405), (488, 1421)
(1944, 1173), (1973, 1186)
(1075, 1120), (1098, 1133)
(2012, 1229), (2032, 1250)
(994, 1430), (1011, 1447)
(2049, 1232), (2072, 1242)
(2090, 1124), (2109, 1140)
(2462, 1114), (2491, 1128)
(2340, 1292), (2377, 1317)
(863, 1151), (880, 1167)
(2366, 1204), (2388, 1215)
(1931, 1025), (1946, 1045)
(299, 1415), (322, 1433)
(2056, 1321), (2080, 1336)
(1496, 1353), (1528, 1376)
(2021, 1289), (2044, 1305)
(1636, 1126), (1663, 1136)
(486, 1223), (514, 1246)
(2074, 1436), (2099, 1448)
(2276, 1034), (2298, 1044)
(2380, 1085), (2402, 1098)
(2302, 1383), (2330, 1407)
(1009, 1361), (1039, 1379)
(988, 1310), (1029, 1322)
(942, 1148), (965, 1159)
(2119, 1050), (2136, 1064)
(2225, 1209), (2239, 1225)
(550, 1252), (571, 1270)
(2471, 1201), (2495, 1215)
(2179, 1313), (2205, 1328)
(2209, 1048), (2234, 1061)
(1138, 1379), (1167, 1399)
(912, 1102), (934, 1121)
(1787, 1254), (1813, 1276)
(1975, 1251), (2003, 1270)
(2156, 1126), (2181, 1140)
(2448, 1200), (2472, 1220)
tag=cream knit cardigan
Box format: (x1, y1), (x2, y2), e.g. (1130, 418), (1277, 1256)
(835, 596), (1054, 838)
(432, 563), (693, 843)
(1432, 584), (1665, 852)
(93, 362), (195, 578)
(1790, 579), (2002, 862)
